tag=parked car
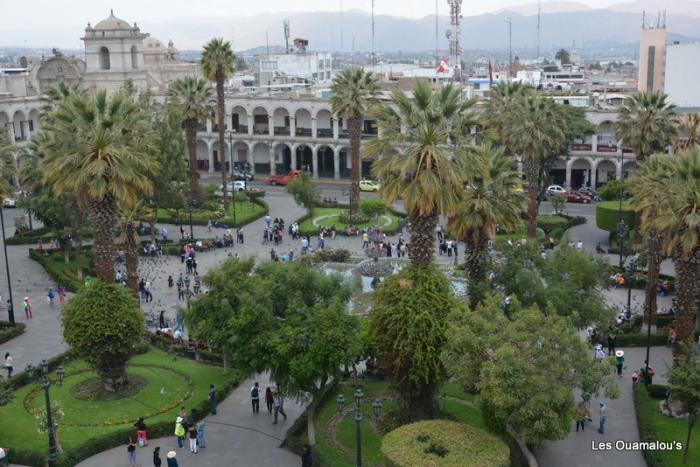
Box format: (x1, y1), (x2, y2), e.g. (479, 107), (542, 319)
(231, 169), (254, 181)
(215, 181), (246, 196)
(546, 185), (567, 197)
(359, 179), (381, 192)
(566, 190), (593, 204)
(2, 197), (16, 208)
(267, 169), (302, 186)
(577, 186), (601, 201)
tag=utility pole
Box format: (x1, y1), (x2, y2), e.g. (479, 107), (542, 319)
(283, 20), (290, 54)
(265, 30), (270, 57)
(537, 0), (541, 58)
(508, 18), (513, 78)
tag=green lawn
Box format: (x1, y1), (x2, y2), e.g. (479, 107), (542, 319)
(295, 380), (493, 467)
(29, 249), (95, 292)
(298, 208), (402, 236)
(636, 386), (700, 466)
(150, 199), (267, 228)
(0, 347), (239, 466)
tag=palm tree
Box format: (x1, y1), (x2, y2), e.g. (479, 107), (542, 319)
(480, 82), (533, 155)
(0, 129), (17, 199)
(680, 113), (700, 149)
(448, 144), (524, 308)
(365, 80), (476, 265)
(330, 68), (379, 215)
(167, 76), (215, 203)
(510, 95), (566, 241)
(41, 89), (158, 282)
(615, 91), (679, 326)
(117, 202), (145, 295)
(634, 149), (700, 352)
(201, 38), (236, 212)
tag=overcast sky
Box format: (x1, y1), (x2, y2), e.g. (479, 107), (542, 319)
(1, 0), (629, 30)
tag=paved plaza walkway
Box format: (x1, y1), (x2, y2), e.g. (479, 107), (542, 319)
(0, 195), (680, 467)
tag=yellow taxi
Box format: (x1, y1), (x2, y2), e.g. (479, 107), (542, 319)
(359, 179), (381, 192)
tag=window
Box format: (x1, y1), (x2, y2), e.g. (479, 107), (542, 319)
(99, 47), (110, 70)
(131, 46), (138, 69)
(646, 46), (656, 92)
(28, 120), (34, 131)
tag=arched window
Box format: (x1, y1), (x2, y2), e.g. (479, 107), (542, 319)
(99, 47), (110, 70)
(131, 46), (138, 69)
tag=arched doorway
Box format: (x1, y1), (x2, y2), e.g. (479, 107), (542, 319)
(196, 140), (210, 171)
(317, 146), (334, 178)
(296, 144), (313, 173)
(339, 148), (350, 178)
(252, 107), (269, 135)
(272, 108), (291, 136)
(294, 109), (312, 137)
(253, 142), (271, 174)
(569, 158), (593, 189)
(316, 109), (333, 138)
(276, 143), (293, 173)
(231, 106), (248, 133)
(595, 159), (617, 186)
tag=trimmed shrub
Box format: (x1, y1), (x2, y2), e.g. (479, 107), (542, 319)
(0, 321), (26, 345)
(633, 385), (665, 467)
(381, 420), (509, 467)
(596, 200), (636, 233)
(647, 384), (670, 400)
(300, 249), (352, 265)
(537, 215), (568, 233)
(29, 248), (95, 292)
(615, 332), (668, 347)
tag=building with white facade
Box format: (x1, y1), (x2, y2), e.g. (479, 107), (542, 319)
(256, 41), (333, 88)
(664, 42), (700, 110)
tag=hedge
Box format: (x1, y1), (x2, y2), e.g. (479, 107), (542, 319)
(296, 202), (407, 238)
(28, 248), (95, 293)
(646, 384), (670, 400)
(615, 332), (668, 347)
(0, 321), (26, 345)
(381, 419), (510, 467)
(300, 249), (351, 265)
(146, 198), (268, 228)
(633, 385), (666, 467)
(596, 200), (636, 233)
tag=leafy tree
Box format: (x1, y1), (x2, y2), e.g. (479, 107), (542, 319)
(616, 91), (679, 326)
(62, 280), (144, 390)
(668, 348), (700, 463)
(442, 295), (619, 444)
(597, 179), (630, 201)
(366, 81), (476, 264)
(201, 38), (236, 212)
(369, 264), (460, 421)
(167, 76), (215, 203)
(359, 198), (386, 222)
(492, 242), (613, 329)
(448, 144), (524, 308)
(634, 150), (700, 350)
(186, 260), (359, 445)
(286, 171), (320, 214)
(0, 125), (17, 199)
(589, 61), (602, 70)
(550, 193), (567, 215)
(330, 68), (379, 215)
(555, 48), (571, 64)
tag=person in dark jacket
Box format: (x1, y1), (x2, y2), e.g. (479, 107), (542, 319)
(152, 447), (162, 467)
(302, 443), (313, 467)
(166, 450), (178, 467)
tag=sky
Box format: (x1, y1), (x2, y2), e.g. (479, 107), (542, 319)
(0, 0), (630, 30)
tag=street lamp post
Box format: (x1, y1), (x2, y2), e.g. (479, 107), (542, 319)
(625, 258), (636, 321)
(187, 199), (194, 241)
(228, 130), (237, 226)
(26, 360), (64, 467)
(336, 388), (382, 467)
(617, 151), (627, 269)
(0, 207), (15, 325)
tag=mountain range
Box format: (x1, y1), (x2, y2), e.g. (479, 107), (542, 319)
(2, 0), (699, 54)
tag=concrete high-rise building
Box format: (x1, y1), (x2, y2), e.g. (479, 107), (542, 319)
(665, 42), (700, 109)
(637, 20), (666, 93)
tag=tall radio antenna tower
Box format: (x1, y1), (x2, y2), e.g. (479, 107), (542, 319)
(446, 0), (462, 81)
(508, 18), (513, 78)
(537, 0), (541, 58)
(340, 0), (344, 51)
(283, 19), (290, 54)
(371, 0), (376, 66)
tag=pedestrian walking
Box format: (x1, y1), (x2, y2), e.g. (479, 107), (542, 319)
(273, 392), (287, 424)
(208, 384), (217, 414)
(207, 219), (212, 232)
(4, 352), (12, 378)
(574, 402), (587, 432)
(598, 401), (607, 434)
(251, 381), (261, 414)
(607, 333), (616, 356)
(153, 447), (162, 467)
(594, 344), (606, 361)
(134, 417), (148, 446)
(615, 350), (625, 377)
(127, 439), (137, 467)
(265, 387), (274, 414)
(23, 297), (32, 319)
(188, 424), (198, 453)
(180, 224), (185, 239)
(174, 417), (185, 448)
(302, 443), (313, 467)
(166, 450), (178, 467)
(57, 286), (65, 305)
(196, 420), (206, 448)
(47, 288), (55, 307)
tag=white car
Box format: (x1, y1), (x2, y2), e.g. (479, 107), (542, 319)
(2, 198), (16, 208)
(546, 185), (567, 197)
(216, 181), (246, 195)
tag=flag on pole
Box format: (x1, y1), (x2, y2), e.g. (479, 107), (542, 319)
(438, 56), (448, 74)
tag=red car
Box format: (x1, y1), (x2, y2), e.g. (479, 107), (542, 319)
(567, 190), (593, 203)
(267, 169), (302, 186)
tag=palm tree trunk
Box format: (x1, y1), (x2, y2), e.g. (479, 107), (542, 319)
(73, 208), (83, 281)
(408, 211), (437, 265)
(88, 194), (117, 283)
(124, 222), (139, 296)
(348, 116), (363, 216)
(673, 250), (700, 355)
(184, 119), (201, 204)
(523, 157), (539, 241)
(644, 233), (662, 326)
(216, 67), (229, 213)
(464, 231), (488, 309)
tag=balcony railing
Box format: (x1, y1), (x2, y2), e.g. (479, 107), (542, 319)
(253, 125), (269, 135)
(274, 127), (290, 136)
(295, 128), (312, 137)
(622, 147), (634, 154)
(570, 143), (592, 151)
(317, 128), (333, 138)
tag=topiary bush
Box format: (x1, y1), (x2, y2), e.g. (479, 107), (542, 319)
(381, 420), (509, 467)
(300, 248), (351, 265)
(596, 200), (636, 233)
(62, 280), (144, 391)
